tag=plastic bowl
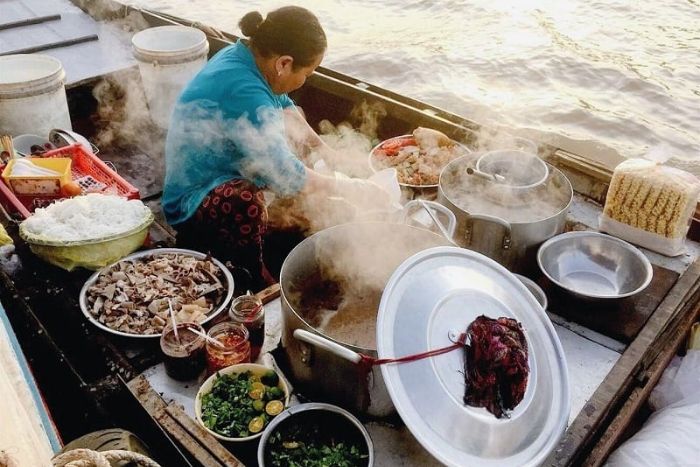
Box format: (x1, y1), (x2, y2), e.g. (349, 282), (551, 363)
(257, 402), (374, 467)
(19, 210), (154, 271)
(12, 134), (54, 157)
(537, 231), (653, 300)
(195, 363), (291, 443)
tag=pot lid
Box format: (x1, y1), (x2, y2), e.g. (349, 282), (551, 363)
(376, 246), (569, 467)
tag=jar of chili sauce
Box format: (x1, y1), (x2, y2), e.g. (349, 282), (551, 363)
(205, 322), (251, 374)
(160, 322), (206, 381)
(228, 294), (265, 361)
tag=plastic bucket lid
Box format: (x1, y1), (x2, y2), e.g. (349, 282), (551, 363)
(0, 54), (66, 98)
(132, 26), (209, 65)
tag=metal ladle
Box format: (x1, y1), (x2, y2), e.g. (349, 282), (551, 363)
(466, 167), (506, 183)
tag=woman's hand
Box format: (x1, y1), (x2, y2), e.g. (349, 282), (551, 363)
(334, 176), (392, 208)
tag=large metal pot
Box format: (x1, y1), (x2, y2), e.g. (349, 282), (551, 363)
(438, 154), (573, 273)
(279, 221), (452, 417)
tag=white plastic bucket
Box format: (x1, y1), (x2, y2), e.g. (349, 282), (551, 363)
(132, 26), (209, 129)
(0, 54), (72, 137)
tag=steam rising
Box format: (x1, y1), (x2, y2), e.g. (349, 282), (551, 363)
(441, 154), (571, 223)
(288, 223), (450, 348)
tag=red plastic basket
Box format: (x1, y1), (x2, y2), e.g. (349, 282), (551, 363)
(0, 144), (140, 219)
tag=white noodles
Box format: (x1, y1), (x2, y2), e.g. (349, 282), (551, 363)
(21, 194), (151, 241)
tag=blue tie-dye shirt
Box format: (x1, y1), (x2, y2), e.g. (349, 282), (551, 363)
(162, 41), (306, 225)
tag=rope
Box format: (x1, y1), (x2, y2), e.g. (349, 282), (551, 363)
(51, 449), (161, 467)
(358, 332), (467, 373)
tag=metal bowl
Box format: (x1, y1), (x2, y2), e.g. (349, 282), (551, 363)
(514, 273), (548, 310)
(368, 134), (470, 189)
(537, 231), (653, 300)
(476, 150), (549, 189)
(79, 248), (234, 338)
(258, 402), (374, 466)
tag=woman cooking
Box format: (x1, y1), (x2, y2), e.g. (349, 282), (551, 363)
(163, 6), (387, 289)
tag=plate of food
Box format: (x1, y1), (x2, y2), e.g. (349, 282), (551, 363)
(79, 248), (234, 338)
(368, 127), (471, 188)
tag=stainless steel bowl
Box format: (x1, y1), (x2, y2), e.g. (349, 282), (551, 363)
(257, 403), (374, 466)
(514, 273), (548, 309)
(537, 231), (653, 300)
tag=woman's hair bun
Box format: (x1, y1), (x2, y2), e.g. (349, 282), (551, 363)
(239, 11), (264, 37)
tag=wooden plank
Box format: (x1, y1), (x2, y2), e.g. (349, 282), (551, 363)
(548, 259), (700, 465)
(153, 410), (225, 467)
(582, 300), (700, 466)
(541, 264), (679, 343)
(165, 405), (244, 467)
(127, 375), (244, 466)
(0, 307), (57, 466)
(256, 284), (281, 305)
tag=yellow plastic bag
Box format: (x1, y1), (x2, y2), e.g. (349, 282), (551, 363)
(0, 224), (13, 246)
(689, 323), (700, 350)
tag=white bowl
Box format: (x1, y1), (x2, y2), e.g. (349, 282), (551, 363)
(12, 134), (54, 156)
(195, 363), (291, 442)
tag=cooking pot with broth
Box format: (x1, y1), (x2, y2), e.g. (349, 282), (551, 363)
(279, 222), (451, 417)
(438, 153), (573, 273)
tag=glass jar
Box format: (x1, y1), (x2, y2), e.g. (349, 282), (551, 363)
(229, 294), (265, 361)
(160, 322), (206, 381)
(205, 322), (251, 374)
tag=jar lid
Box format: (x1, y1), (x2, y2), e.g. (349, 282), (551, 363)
(376, 246), (569, 467)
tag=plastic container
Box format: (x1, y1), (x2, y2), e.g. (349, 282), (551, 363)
(19, 209), (154, 271)
(131, 26), (209, 128)
(0, 55), (72, 137)
(600, 158), (700, 256)
(0, 144), (139, 219)
(2, 158), (72, 195)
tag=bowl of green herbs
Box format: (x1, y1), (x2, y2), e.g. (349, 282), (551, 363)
(258, 402), (374, 467)
(195, 363), (290, 442)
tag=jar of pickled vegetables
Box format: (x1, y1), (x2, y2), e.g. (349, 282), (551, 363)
(206, 322), (251, 374)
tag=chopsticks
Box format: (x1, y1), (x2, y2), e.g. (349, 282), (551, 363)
(0, 135), (15, 163)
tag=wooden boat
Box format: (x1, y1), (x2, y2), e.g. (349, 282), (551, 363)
(0, 0), (698, 465)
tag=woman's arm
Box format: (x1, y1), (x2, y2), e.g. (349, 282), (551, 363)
(283, 107), (338, 165)
(302, 166), (391, 207)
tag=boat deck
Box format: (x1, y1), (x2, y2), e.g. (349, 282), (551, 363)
(1, 4), (699, 465)
(1, 130), (697, 465)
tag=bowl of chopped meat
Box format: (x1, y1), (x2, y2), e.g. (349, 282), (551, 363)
(79, 248), (234, 337)
(369, 127), (470, 188)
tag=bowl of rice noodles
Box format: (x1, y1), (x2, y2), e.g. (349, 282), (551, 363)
(19, 193), (154, 271)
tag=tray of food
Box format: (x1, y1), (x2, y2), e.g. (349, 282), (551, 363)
(369, 127), (470, 188)
(79, 248), (234, 338)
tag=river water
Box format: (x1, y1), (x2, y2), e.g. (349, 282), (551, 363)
(132, 0), (700, 170)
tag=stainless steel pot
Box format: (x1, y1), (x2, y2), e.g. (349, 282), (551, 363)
(438, 154), (573, 273)
(279, 221), (452, 417)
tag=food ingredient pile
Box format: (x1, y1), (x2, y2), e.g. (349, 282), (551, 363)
(372, 127), (467, 186)
(20, 194), (151, 241)
(85, 253), (225, 335)
(463, 316), (529, 418)
(200, 370), (285, 438)
(266, 415), (369, 467)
